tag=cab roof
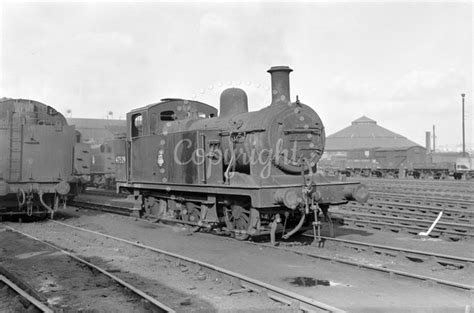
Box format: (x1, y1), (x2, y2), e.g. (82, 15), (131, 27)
(128, 98), (217, 116)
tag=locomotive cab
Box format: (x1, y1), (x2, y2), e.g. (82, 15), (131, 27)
(129, 99), (217, 139)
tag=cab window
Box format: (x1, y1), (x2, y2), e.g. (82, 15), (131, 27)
(160, 110), (175, 121)
(131, 113), (143, 137)
(150, 113), (158, 134)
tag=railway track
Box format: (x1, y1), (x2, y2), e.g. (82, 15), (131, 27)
(68, 200), (474, 293)
(373, 189), (472, 200)
(74, 198), (473, 240)
(339, 202), (473, 222)
(71, 199), (139, 216)
(369, 192), (474, 210)
(44, 220), (344, 313)
(248, 239), (474, 292)
(356, 180), (474, 199)
(335, 213), (472, 240)
(302, 236), (474, 270)
(82, 188), (128, 198)
(334, 195), (473, 240)
(0, 273), (53, 313)
(370, 188), (472, 200)
(361, 177), (474, 186)
(357, 177), (474, 187)
(4, 226), (175, 313)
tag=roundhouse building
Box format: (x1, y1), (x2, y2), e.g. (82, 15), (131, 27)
(321, 116), (426, 173)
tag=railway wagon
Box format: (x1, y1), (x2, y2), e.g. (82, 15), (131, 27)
(118, 66), (369, 243)
(372, 146), (426, 178)
(411, 152), (473, 180)
(319, 146), (425, 178)
(321, 147), (472, 180)
(73, 131), (92, 192)
(73, 133), (127, 190)
(104, 134), (127, 183)
(90, 134), (127, 189)
(90, 144), (115, 188)
(0, 98), (76, 217)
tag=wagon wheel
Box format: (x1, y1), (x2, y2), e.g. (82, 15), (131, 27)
(182, 207), (201, 224)
(224, 205), (250, 240)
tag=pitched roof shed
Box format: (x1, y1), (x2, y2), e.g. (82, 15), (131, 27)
(325, 116), (421, 151)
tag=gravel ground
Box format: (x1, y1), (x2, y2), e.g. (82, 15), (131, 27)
(1, 222), (294, 313)
(279, 224), (474, 286)
(277, 237), (474, 287)
(0, 228), (155, 312)
(5, 205), (473, 313)
(323, 224), (474, 259)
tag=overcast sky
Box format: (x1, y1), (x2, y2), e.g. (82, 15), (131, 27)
(1, 1), (472, 149)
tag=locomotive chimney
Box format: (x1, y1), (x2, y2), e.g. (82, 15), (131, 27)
(425, 131), (431, 152)
(267, 66), (293, 105)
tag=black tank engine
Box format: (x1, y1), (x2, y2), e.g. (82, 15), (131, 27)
(118, 66), (369, 243)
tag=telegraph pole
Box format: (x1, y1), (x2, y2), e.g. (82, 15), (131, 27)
(461, 93), (466, 157)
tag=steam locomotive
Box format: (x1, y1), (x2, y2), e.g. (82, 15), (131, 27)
(117, 66), (369, 243)
(73, 132), (127, 190)
(0, 98), (78, 217)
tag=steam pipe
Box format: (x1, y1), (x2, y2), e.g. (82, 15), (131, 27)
(39, 192), (55, 218)
(281, 213), (306, 240)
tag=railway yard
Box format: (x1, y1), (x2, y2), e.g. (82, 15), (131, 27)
(0, 178), (472, 312)
(2, 1), (473, 312)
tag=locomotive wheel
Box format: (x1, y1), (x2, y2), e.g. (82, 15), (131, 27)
(143, 197), (165, 221)
(224, 205), (250, 240)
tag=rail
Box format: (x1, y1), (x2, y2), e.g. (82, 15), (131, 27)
(246, 240), (474, 292)
(303, 235), (474, 268)
(5, 226), (175, 313)
(339, 202), (472, 222)
(369, 192), (474, 210)
(67, 200), (474, 293)
(48, 220), (344, 313)
(0, 274), (53, 313)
